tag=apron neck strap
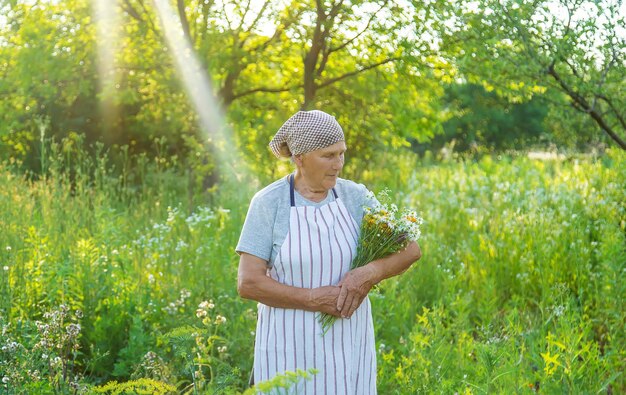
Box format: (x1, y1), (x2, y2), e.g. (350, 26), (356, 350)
(289, 173), (338, 207)
(289, 173), (296, 207)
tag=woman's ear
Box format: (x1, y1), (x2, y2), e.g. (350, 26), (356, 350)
(293, 154), (303, 167)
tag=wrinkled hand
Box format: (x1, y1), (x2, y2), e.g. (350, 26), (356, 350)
(337, 265), (377, 318)
(309, 286), (342, 317)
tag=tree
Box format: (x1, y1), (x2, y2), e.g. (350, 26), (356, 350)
(434, 0), (626, 149)
(425, 82), (548, 152)
(0, 0), (447, 176)
(0, 0), (99, 168)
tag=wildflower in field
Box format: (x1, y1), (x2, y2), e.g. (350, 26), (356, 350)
(2, 341), (20, 353)
(540, 351), (560, 376)
(318, 189), (423, 334)
(217, 346), (227, 353)
(144, 351), (157, 362)
(5, 246), (10, 252)
(175, 240), (188, 251)
(27, 370), (40, 381)
(215, 315), (227, 325)
(551, 305), (565, 317)
(196, 300), (215, 319)
(66, 324), (81, 338)
(2, 266), (7, 271)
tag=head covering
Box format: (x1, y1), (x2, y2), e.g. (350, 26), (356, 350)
(269, 110), (345, 158)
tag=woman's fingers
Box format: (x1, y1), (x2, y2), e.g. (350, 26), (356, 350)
(340, 290), (364, 318)
(339, 284), (364, 317)
(337, 283), (348, 311)
(347, 295), (362, 317)
(340, 294), (355, 318)
(337, 271), (358, 311)
(337, 266), (376, 317)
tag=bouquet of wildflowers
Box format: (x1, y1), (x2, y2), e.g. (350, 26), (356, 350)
(319, 190), (423, 334)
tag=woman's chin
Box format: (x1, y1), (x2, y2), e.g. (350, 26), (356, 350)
(324, 178), (338, 189)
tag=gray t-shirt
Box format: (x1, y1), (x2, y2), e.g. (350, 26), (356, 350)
(236, 176), (375, 266)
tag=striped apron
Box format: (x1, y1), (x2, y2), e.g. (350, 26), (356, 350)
(253, 174), (377, 394)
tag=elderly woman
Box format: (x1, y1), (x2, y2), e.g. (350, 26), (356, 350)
(236, 110), (421, 394)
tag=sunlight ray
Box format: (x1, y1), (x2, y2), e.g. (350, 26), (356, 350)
(93, 0), (120, 139)
(152, 0), (243, 182)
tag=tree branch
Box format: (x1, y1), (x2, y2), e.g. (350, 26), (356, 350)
(222, 1), (234, 31)
(231, 84), (300, 101)
(317, 57), (399, 89)
(236, 0), (252, 32)
(121, 0), (144, 23)
(547, 63), (626, 149)
(246, 0), (269, 33)
(176, 0), (192, 43)
(239, 0), (271, 49)
(328, 0), (388, 54)
(596, 94), (626, 130)
(137, 0), (159, 36)
(316, 0), (346, 78)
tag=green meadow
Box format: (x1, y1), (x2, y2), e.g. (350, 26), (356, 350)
(2, 0), (625, 393)
(1, 145), (623, 394)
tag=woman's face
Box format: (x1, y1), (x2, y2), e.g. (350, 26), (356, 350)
(296, 141), (346, 190)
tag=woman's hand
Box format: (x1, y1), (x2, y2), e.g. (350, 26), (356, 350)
(336, 265), (378, 318)
(309, 286), (342, 317)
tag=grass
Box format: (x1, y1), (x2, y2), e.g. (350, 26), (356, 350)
(0, 142), (624, 394)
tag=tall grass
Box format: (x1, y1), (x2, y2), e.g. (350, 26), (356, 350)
(372, 151), (625, 393)
(0, 139), (623, 393)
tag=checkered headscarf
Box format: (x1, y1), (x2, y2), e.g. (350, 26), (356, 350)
(269, 110), (345, 158)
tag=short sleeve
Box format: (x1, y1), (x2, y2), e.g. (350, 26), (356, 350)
(337, 180), (379, 229)
(355, 184), (379, 226)
(361, 185), (379, 210)
(235, 194), (277, 262)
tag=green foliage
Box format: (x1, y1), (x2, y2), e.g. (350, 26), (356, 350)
(0, 0), (447, 177)
(374, 148), (625, 393)
(434, 0), (626, 149)
(1, 128), (624, 392)
(1, 0), (623, 184)
(433, 83), (549, 152)
(0, 1), (98, 168)
(243, 368), (318, 395)
(91, 378), (177, 395)
(0, 305), (88, 393)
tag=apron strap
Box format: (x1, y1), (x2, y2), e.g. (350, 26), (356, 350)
(289, 173), (296, 207)
(289, 173), (338, 207)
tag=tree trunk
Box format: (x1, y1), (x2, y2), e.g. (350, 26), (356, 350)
(302, 2), (326, 110)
